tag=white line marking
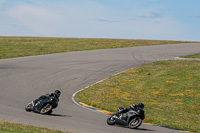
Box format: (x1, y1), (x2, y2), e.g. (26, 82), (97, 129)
(71, 70), (127, 115)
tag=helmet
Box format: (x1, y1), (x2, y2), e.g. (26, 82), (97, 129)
(137, 103), (144, 108)
(54, 90), (61, 97)
(130, 104), (136, 110)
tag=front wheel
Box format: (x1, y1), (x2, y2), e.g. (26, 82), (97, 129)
(128, 117), (142, 129)
(25, 103), (33, 112)
(107, 115), (116, 125)
(40, 103), (53, 114)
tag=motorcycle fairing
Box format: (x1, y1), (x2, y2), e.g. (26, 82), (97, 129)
(115, 110), (139, 126)
(33, 98), (51, 113)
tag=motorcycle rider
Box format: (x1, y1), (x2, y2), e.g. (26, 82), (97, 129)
(32, 90), (61, 108)
(118, 103), (144, 114)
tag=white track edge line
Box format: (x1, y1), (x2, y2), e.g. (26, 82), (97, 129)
(71, 70), (127, 115)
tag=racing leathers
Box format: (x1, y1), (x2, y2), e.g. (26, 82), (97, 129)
(33, 93), (59, 108)
(118, 104), (138, 114)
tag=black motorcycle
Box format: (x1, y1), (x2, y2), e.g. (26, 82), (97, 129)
(107, 107), (145, 129)
(25, 96), (58, 114)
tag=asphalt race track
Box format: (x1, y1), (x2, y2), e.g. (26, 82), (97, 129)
(0, 43), (200, 133)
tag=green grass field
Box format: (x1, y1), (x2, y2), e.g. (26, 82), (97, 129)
(0, 36), (196, 59)
(0, 121), (70, 133)
(0, 36), (199, 132)
(182, 53), (200, 59)
(76, 60), (200, 132)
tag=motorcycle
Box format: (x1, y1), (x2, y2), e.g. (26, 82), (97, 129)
(107, 107), (145, 129)
(25, 96), (58, 114)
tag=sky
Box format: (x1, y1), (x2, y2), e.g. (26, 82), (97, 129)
(0, 0), (200, 41)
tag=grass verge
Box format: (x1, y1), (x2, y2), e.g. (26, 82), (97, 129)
(0, 121), (70, 133)
(0, 36), (196, 59)
(182, 53), (200, 59)
(75, 60), (200, 132)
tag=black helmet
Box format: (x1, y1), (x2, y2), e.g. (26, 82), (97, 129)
(137, 103), (144, 108)
(54, 90), (61, 97)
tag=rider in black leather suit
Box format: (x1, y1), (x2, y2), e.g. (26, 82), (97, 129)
(118, 103), (144, 114)
(33, 90), (61, 108)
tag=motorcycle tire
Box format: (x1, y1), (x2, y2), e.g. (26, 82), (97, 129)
(128, 117), (142, 129)
(40, 103), (53, 114)
(25, 103), (33, 112)
(107, 115), (116, 125)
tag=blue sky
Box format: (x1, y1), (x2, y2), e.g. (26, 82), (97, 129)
(0, 0), (200, 41)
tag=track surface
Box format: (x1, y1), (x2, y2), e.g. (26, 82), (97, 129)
(0, 43), (200, 133)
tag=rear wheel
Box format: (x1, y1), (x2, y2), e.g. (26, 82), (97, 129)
(128, 117), (142, 129)
(40, 104), (53, 114)
(107, 115), (116, 125)
(25, 103), (33, 112)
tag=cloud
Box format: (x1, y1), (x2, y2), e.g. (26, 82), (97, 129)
(97, 19), (120, 23)
(0, 11), (44, 36)
(7, 4), (62, 36)
(190, 16), (200, 19)
(0, 0), (6, 5)
(0, 0), (189, 40)
(138, 12), (162, 19)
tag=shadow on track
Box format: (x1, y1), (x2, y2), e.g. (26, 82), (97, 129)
(115, 125), (155, 132)
(135, 128), (155, 132)
(47, 113), (72, 117)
